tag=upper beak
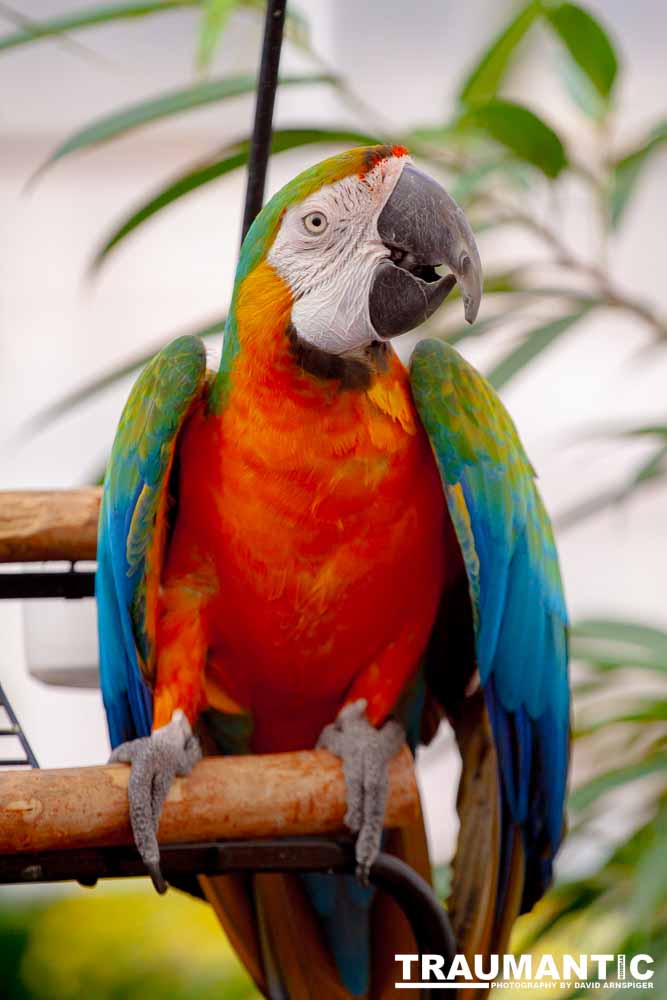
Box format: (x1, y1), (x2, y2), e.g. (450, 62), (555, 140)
(369, 164), (483, 340)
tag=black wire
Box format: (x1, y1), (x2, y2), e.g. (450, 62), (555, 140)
(241, 0), (287, 243)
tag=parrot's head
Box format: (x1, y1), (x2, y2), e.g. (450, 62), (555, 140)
(234, 144), (482, 361)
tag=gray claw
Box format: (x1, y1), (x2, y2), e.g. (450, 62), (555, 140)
(109, 710), (202, 893)
(317, 699), (405, 883)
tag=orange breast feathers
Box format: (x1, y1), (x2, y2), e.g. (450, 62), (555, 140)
(154, 262), (448, 752)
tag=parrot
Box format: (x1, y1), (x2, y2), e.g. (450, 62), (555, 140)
(96, 144), (569, 998)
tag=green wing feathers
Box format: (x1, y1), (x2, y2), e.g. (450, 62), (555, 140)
(97, 335), (208, 746)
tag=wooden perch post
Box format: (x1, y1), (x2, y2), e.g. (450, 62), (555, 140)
(0, 748), (418, 856)
(0, 488), (101, 563)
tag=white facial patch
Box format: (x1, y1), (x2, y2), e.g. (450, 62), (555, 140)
(267, 155), (407, 355)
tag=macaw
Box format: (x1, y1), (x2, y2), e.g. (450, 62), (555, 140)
(97, 144), (569, 998)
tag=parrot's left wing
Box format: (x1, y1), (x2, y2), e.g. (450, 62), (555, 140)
(410, 338), (569, 957)
(97, 336), (208, 747)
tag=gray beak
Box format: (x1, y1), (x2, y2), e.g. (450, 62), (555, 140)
(369, 164), (483, 339)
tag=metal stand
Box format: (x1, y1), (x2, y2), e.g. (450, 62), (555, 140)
(241, 0), (287, 241)
(0, 681), (38, 767)
(0, 838), (455, 997)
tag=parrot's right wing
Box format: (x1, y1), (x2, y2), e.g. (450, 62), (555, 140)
(410, 337), (570, 959)
(96, 336), (208, 747)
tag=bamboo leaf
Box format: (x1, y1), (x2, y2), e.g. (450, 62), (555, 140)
(20, 315), (226, 436)
(450, 156), (534, 204)
(575, 700), (667, 737)
(0, 0), (199, 53)
(196, 0), (239, 70)
(544, 3), (618, 99)
(609, 119), (667, 228)
(487, 308), (590, 390)
(459, 2), (541, 106)
(90, 126), (381, 266)
(570, 752), (667, 812)
(36, 74), (334, 174)
(631, 808), (667, 928)
(615, 422), (667, 440)
(571, 619), (667, 675)
(455, 99), (568, 178)
(435, 314), (508, 347)
(514, 883), (603, 950)
(556, 50), (607, 121)
(557, 441), (667, 528)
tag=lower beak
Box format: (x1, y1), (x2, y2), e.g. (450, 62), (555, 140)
(369, 164), (483, 339)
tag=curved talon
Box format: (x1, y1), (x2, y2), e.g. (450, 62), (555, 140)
(109, 710), (202, 893)
(317, 699), (406, 883)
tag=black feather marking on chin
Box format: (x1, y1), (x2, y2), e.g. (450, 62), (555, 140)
(287, 324), (389, 391)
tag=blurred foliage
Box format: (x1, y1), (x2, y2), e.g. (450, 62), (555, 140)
(3, 0), (667, 995)
(10, 0), (667, 521)
(0, 885), (261, 1000)
(506, 619), (667, 994)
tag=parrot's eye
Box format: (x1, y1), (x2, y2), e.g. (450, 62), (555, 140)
(303, 211), (328, 235)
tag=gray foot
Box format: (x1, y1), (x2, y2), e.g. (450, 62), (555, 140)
(109, 710), (201, 893)
(317, 699), (405, 882)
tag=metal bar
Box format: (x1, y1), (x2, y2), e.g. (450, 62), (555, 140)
(0, 682), (38, 768)
(240, 0), (287, 241)
(0, 570), (95, 600)
(0, 837), (456, 988)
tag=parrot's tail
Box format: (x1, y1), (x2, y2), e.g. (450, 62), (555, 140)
(199, 810), (432, 998)
(448, 689), (526, 987)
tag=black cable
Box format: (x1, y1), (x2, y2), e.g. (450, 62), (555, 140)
(241, 0), (287, 243)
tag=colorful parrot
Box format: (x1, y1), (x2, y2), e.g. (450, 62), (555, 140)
(97, 144), (569, 998)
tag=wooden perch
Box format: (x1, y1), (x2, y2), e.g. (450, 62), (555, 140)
(0, 488), (101, 563)
(0, 747), (418, 855)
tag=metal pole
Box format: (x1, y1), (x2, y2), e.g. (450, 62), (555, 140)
(0, 682), (38, 768)
(241, 0), (287, 242)
(0, 838), (457, 993)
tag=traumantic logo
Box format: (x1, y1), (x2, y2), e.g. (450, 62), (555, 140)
(394, 953), (655, 990)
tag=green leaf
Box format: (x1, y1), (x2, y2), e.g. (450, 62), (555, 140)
(486, 308), (590, 389)
(0, 1), (199, 53)
(514, 883), (603, 950)
(36, 74), (334, 173)
(575, 700), (667, 737)
(444, 267), (527, 305)
(455, 99), (568, 178)
(557, 440), (667, 528)
(20, 315), (226, 436)
(610, 422), (667, 441)
(609, 119), (667, 228)
(432, 864), (452, 903)
(90, 127), (381, 266)
(571, 619), (667, 674)
(557, 49), (608, 121)
(570, 752), (667, 812)
(632, 811), (667, 930)
(434, 313), (508, 347)
(197, 0), (238, 70)
(450, 156), (534, 204)
(459, 2), (541, 106)
(544, 2), (618, 100)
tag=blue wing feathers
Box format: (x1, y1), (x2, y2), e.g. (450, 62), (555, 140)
(96, 524), (152, 745)
(96, 336), (207, 749)
(410, 338), (570, 912)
